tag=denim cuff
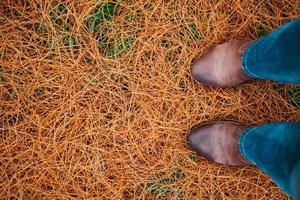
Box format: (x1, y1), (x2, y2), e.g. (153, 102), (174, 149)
(238, 126), (257, 165)
(241, 40), (265, 80)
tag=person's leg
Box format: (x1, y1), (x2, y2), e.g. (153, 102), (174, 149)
(239, 122), (300, 198)
(191, 18), (300, 86)
(242, 18), (300, 83)
(188, 121), (300, 199)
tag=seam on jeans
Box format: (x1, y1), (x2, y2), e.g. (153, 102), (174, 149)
(239, 126), (259, 165)
(242, 40), (266, 80)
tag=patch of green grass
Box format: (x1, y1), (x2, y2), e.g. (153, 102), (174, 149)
(0, 66), (7, 83)
(257, 25), (269, 37)
(85, 2), (135, 58)
(50, 3), (71, 31)
(44, 34), (77, 49)
(187, 23), (200, 41)
(165, 47), (183, 62)
(145, 169), (185, 199)
(188, 154), (197, 162)
(46, 41), (54, 48)
(63, 35), (77, 48)
(85, 2), (117, 31)
(0, 76), (6, 82)
(108, 35), (135, 58)
(124, 14), (134, 22)
(58, 3), (67, 13)
(179, 22), (200, 45)
(179, 153), (198, 165)
(172, 67), (178, 75)
(286, 86), (300, 107)
(35, 23), (48, 38)
(34, 87), (45, 95)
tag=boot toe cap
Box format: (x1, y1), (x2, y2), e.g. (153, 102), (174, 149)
(187, 123), (215, 160)
(191, 50), (218, 86)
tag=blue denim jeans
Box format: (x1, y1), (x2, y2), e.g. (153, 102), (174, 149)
(242, 18), (300, 84)
(239, 123), (300, 199)
(240, 18), (300, 199)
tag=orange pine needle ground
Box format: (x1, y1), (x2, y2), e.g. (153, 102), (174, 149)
(0, 0), (300, 199)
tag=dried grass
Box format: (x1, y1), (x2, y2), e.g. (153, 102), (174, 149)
(0, 0), (300, 199)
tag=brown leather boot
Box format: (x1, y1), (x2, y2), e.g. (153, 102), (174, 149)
(187, 121), (252, 166)
(191, 40), (254, 87)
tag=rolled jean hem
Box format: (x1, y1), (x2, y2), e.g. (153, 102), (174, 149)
(241, 36), (300, 84)
(238, 126), (257, 165)
(238, 126), (293, 197)
(241, 40), (266, 80)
